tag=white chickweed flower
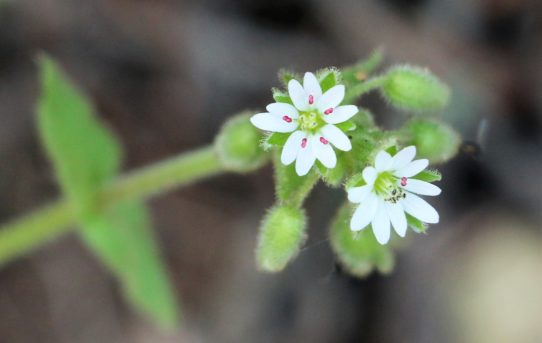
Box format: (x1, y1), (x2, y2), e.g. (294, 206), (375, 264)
(250, 72), (358, 176)
(347, 146), (441, 244)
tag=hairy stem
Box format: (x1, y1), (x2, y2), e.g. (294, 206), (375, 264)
(0, 146), (224, 266)
(343, 76), (387, 103)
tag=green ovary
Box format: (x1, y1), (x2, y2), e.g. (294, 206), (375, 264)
(374, 172), (405, 204)
(298, 111), (326, 133)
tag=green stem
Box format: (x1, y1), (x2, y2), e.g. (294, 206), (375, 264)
(343, 76), (387, 103)
(0, 145), (224, 266)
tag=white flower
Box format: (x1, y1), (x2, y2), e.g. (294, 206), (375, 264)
(250, 72), (358, 176)
(347, 146), (441, 245)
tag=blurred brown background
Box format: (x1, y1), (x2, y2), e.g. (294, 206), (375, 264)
(0, 0), (541, 342)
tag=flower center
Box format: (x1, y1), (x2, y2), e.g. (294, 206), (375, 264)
(298, 110), (325, 132)
(374, 172), (406, 204)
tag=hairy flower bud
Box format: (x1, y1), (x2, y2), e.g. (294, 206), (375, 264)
(256, 205), (307, 272)
(403, 119), (460, 163)
(215, 113), (269, 172)
(381, 65), (450, 112)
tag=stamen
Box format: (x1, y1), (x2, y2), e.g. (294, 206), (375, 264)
(319, 137), (329, 144)
(308, 95), (314, 105)
(282, 115), (292, 123)
(301, 138), (308, 148)
(324, 108), (333, 115)
(401, 177), (407, 186)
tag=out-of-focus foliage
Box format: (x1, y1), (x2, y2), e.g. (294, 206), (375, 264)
(37, 56), (180, 329)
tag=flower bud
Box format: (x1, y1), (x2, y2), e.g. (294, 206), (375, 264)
(256, 205), (307, 272)
(215, 113), (269, 172)
(403, 118), (460, 163)
(381, 65), (450, 112)
(330, 204), (394, 278)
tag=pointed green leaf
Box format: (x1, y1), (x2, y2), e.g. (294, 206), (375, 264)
(82, 202), (180, 329)
(37, 55), (180, 329)
(272, 88), (293, 105)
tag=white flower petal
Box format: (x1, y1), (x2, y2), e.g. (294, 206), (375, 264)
(371, 200), (391, 244)
(250, 113), (297, 133)
(288, 79), (309, 111)
(266, 103), (299, 119)
(392, 146), (416, 170)
(303, 72), (322, 99)
(313, 136), (336, 168)
(375, 151), (393, 172)
(317, 85), (345, 112)
(401, 179), (441, 196)
(402, 193), (439, 224)
(320, 124), (352, 151)
(295, 138), (316, 176)
(395, 159), (429, 178)
(281, 130), (305, 165)
(386, 202), (407, 237)
(350, 193), (378, 231)
(347, 185), (371, 203)
(362, 166), (377, 186)
(322, 105), (358, 124)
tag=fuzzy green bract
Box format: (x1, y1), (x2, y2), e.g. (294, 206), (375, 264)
(37, 56), (180, 329)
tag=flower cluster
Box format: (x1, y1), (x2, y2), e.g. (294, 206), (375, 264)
(250, 70), (443, 246)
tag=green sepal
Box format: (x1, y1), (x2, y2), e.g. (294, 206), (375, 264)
(278, 69), (300, 87)
(406, 213), (427, 233)
(317, 67), (342, 92)
(272, 88), (293, 104)
(329, 203), (394, 278)
(264, 132), (290, 148)
(412, 169), (442, 183)
(256, 205), (307, 272)
(335, 120), (356, 132)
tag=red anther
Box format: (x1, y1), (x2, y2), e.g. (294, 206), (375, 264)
(324, 108), (333, 115)
(282, 115), (292, 123)
(308, 95), (314, 105)
(401, 177), (407, 186)
(319, 137), (329, 144)
(301, 138), (308, 148)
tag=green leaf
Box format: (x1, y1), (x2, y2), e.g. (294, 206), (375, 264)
(406, 213), (427, 233)
(412, 169), (442, 183)
(37, 55), (180, 329)
(273, 151), (319, 208)
(37, 55), (121, 215)
(329, 203), (394, 278)
(272, 88), (293, 104)
(82, 202), (180, 329)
